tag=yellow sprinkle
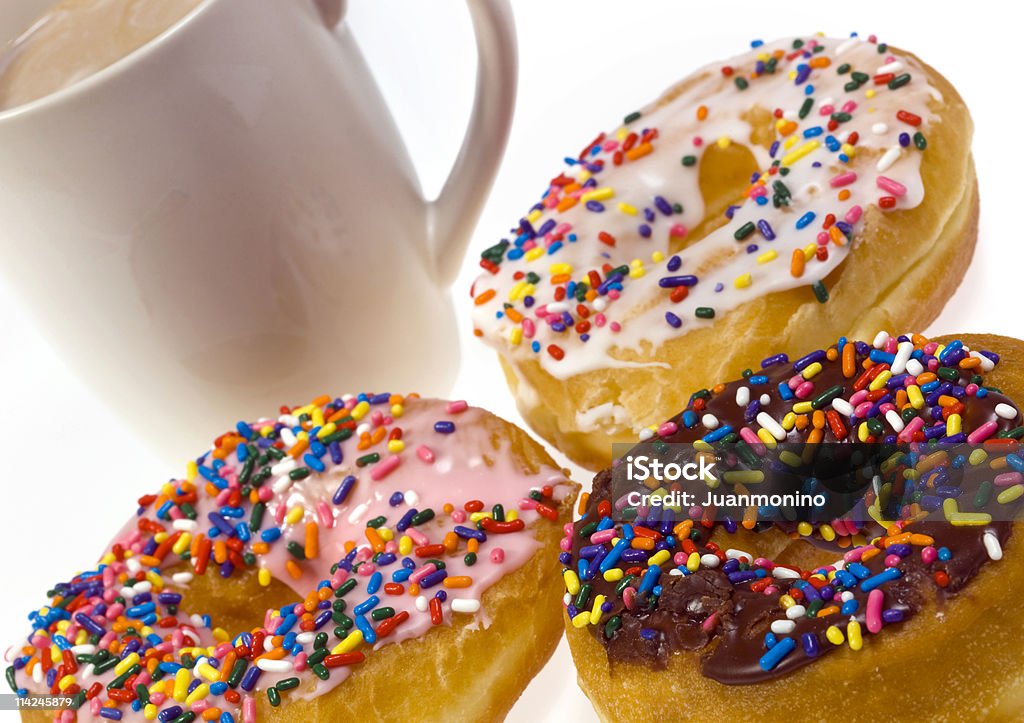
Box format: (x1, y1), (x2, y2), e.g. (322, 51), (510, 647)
(316, 423), (337, 440)
(783, 135), (799, 150)
(144, 703), (159, 720)
(792, 401), (813, 414)
(509, 327), (523, 346)
(526, 208), (543, 224)
(801, 362), (823, 380)
(950, 512), (994, 526)
(734, 273), (752, 289)
(197, 663), (220, 682)
(757, 250), (778, 264)
(377, 526), (394, 542)
(114, 652), (140, 677)
(387, 439), (405, 453)
(649, 550), (671, 567)
(185, 683), (209, 705)
(723, 470), (764, 484)
(285, 506), (304, 525)
(506, 509), (518, 522)
(865, 89), (876, 99)
(550, 262), (573, 276)
(571, 611), (591, 628)
(258, 568), (271, 587)
(686, 552), (701, 572)
(58, 674), (76, 691)
(797, 521), (813, 536)
(589, 595), (607, 625)
(391, 403), (404, 418)
(351, 401), (370, 421)
(213, 628), (229, 643)
(651, 251), (665, 262)
(186, 460), (198, 483)
(820, 524), (836, 542)
(847, 619), (863, 651)
(524, 247), (544, 262)
(629, 266), (645, 279)
(826, 625), (845, 645)
(173, 668), (190, 702)
(580, 187), (614, 203)
(946, 414), (962, 437)
(969, 448), (988, 466)
(399, 536), (413, 556)
(603, 568), (624, 582)
(779, 450), (803, 467)
(840, 143), (856, 158)
(563, 569), (581, 596)
(780, 140), (821, 166)
(907, 385), (924, 409)
(507, 280), (527, 301)
(803, 243), (816, 261)
(716, 135), (731, 149)
(998, 485), (1024, 504)
(868, 370), (892, 391)
(781, 412), (797, 431)
(312, 407), (325, 427)
(578, 169), (591, 183)
(858, 422), (871, 442)
(779, 594), (796, 609)
(332, 629), (363, 654)
(756, 428), (778, 448)
(617, 202), (638, 216)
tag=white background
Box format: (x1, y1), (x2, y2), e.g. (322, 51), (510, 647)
(0, 2), (1018, 720)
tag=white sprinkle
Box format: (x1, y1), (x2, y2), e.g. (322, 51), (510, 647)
(669, 568), (685, 577)
(872, 122), (889, 135)
(356, 422), (372, 436)
(885, 409), (906, 433)
(756, 412), (787, 441)
(832, 398), (854, 417)
(771, 620), (796, 634)
(172, 572), (194, 585)
(125, 558), (141, 574)
(783, 110), (799, 121)
(563, 592), (573, 603)
(726, 548), (752, 561)
(876, 145), (902, 173)
(906, 358), (925, 376)
(415, 595), (429, 612)
(785, 604), (807, 620)
(840, 590), (855, 602)
(872, 331), (889, 349)
(593, 297), (607, 312)
(835, 37), (860, 56)
(638, 428), (655, 441)
(702, 414), (720, 430)
(451, 598), (481, 614)
(984, 531), (1003, 561)
(890, 341), (914, 375)
(279, 428), (298, 447)
(271, 475), (294, 495)
(295, 632), (315, 645)
(700, 554), (721, 568)
(71, 644), (97, 655)
(347, 503), (369, 525)
(264, 636), (275, 653)
(819, 96), (835, 108)
(995, 403), (1018, 420)
(876, 60), (904, 75)
(189, 613), (206, 627)
(545, 302), (569, 314)
(404, 490), (420, 506)
(970, 351), (995, 372)
(735, 386), (750, 407)
(79, 663), (94, 682)
(270, 458), (296, 476)
(32, 665), (44, 684)
(256, 659), (294, 673)
(760, 394), (771, 406)
(773, 567), (801, 579)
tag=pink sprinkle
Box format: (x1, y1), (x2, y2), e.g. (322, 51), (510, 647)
(406, 528), (429, 546)
(794, 381), (815, 399)
(522, 319), (536, 338)
(673, 552), (687, 566)
(849, 390), (869, 406)
(593, 313), (607, 328)
(967, 420), (998, 444)
(563, 522), (574, 537)
(446, 400), (468, 415)
(830, 171), (857, 188)
(669, 223), (688, 238)
(692, 136), (703, 147)
(451, 509), (467, 523)
(866, 588), (884, 634)
(316, 501), (333, 528)
(357, 563), (376, 577)
(534, 305), (549, 318)
(921, 546), (937, 564)
(658, 421), (678, 437)
(995, 472), (1022, 487)
(841, 100), (857, 113)
(293, 652), (308, 672)
(258, 486), (272, 502)
(622, 587), (637, 610)
(243, 696), (257, 723)
(819, 104), (835, 116)
(754, 558), (774, 569)
(491, 548), (505, 563)
(843, 545), (873, 563)
(701, 612), (720, 632)
(739, 426), (761, 447)
(788, 374), (803, 390)
(884, 554), (901, 568)
(519, 498), (538, 511)
(876, 175), (907, 197)
(607, 289), (621, 300)
(192, 701), (211, 714)
(590, 529), (616, 544)
(897, 416), (924, 442)
(274, 504), (286, 525)
(965, 383), (979, 396)
(845, 205), (863, 224)
(610, 321), (622, 333)
(331, 568), (348, 587)
(416, 445), (435, 464)
(410, 563), (437, 584)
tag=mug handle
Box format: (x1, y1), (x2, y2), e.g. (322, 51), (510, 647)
(317, 0), (517, 287)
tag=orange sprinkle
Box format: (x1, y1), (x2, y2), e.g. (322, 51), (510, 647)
(826, 347), (838, 362)
(837, 189), (851, 201)
(959, 356), (981, 369)
(288, 438), (309, 459)
(285, 560), (302, 580)
(467, 538), (479, 554)
(443, 576), (473, 589)
(251, 542), (269, 555)
(790, 248), (805, 278)
(817, 605), (840, 617)
(625, 143), (653, 161)
(577, 492), (590, 517)
(631, 537), (655, 551)
(809, 56), (831, 69)
(443, 532), (459, 554)
(305, 522), (319, 559)
(473, 289), (496, 306)
(697, 105), (708, 121)
(365, 527), (386, 553)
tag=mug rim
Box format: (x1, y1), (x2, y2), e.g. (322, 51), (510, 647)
(0, 0), (219, 122)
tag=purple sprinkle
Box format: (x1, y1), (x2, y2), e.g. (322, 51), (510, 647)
(665, 311), (683, 329)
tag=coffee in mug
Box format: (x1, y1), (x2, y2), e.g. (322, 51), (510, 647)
(0, 0), (202, 110)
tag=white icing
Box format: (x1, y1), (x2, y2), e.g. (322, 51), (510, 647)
(472, 36), (941, 381)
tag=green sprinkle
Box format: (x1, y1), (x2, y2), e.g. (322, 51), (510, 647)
(812, 280), (829, 303)
(366, 515), (387, 529)
(681, 155), (697, 166)
(289, 467), (311, 481)
(799, 97), (814, 119)
(811, 385), (844, 410)
(356, 453), (380, 467)
(464, 552), (477, 566)
(410, 509), (435, 526)
(277, 677), (300, 691)
(976, 480), (994, 509)
(851, 71), (870, 84)
(267, 687), (281, 707)
(336, 578), (357, 597)
(312, 663), (330, 681)
(913, 132), (927, 150)
(837, 63), (851, 75)
(604, 615), (622, 639)
(249, 502), (265, 532)
(623, 111), (642, 125)
(695, 307), (715, 319)
(492, 504), (505, 523)
(286, 541), (306, 560)
(888, 73), (911, 90)
(937, 367), (959, 382)
(734, 76), (749, 90)
(371, 607), (395, 621)
(734, 221), (756, 240)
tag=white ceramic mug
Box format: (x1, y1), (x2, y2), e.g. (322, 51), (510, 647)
(0, 0), (516, 460)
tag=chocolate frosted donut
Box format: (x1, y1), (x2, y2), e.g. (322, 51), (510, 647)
(561, 333), (1024, 719)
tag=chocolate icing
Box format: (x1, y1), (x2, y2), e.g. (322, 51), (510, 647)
(567, 336), (1022, 683)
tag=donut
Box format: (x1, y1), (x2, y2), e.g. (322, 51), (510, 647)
(470, 34), (977, 469)
(560, 332), (1024, 720)
(7, 394), (578, 722)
